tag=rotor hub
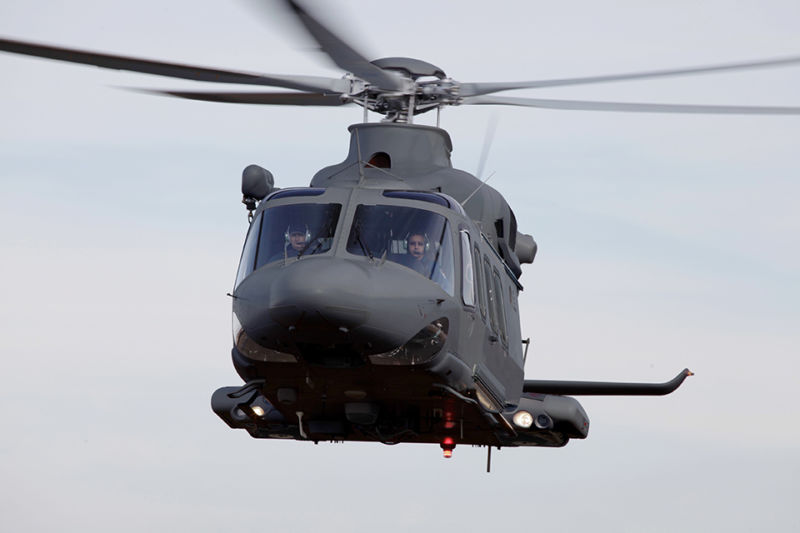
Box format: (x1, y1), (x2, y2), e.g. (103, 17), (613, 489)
(341, 61), (461, 123)
(370, 57), (446, 80)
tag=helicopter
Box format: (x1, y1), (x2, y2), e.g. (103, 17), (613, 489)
(2, 1), (799, 463)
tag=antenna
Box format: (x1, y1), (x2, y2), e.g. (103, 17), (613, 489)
(355, 128), (366, 184)
(462, 171), (496, 207)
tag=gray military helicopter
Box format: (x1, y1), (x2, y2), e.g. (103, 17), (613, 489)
(4, 0), (799, 461)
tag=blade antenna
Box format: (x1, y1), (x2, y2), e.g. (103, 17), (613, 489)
(462, 171), (496, 207)
(364, 163), (407, 183)
(355, 128), (366, 185)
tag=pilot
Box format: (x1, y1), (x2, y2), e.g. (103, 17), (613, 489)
(269, 221), (310, 262)
(286, 222), (309, 256)
(404, 232), (432, 276)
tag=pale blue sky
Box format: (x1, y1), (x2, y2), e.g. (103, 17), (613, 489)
(1, 1), (798, 531)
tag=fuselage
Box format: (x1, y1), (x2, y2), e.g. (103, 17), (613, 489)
(229, 184), (528, 443)
(213, 123), (589, 448)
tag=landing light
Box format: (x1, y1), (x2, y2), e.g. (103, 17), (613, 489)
(251, 405), (266, 417)
(534, 413), (554, 430)
(369, 318), (449, 366)
(512, 410), (534, 428)
(475, 388), (496, 412)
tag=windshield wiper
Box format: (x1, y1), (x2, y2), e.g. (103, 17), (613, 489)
(300, 239), (324, 258)
(298, 217), (334, 259)
(353, 224), (374, 261)
(427, 225), (447, 278)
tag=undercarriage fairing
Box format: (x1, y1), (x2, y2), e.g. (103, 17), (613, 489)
(212, 349), (590, 448)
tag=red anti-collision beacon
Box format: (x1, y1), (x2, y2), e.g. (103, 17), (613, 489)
(441, 437), (455, 458)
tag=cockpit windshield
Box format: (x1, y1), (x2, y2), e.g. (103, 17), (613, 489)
(346, 205), (455, 295)
(255, 203), (342, 269)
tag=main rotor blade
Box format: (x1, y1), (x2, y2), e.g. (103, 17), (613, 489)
(0, 36), (350, 93)
(475, 113), (499, 180)
(135, 89), (348, 106)
(283, 0), (404, 91)
(459, 56), (800, 97)
(463, 95), (800, 115)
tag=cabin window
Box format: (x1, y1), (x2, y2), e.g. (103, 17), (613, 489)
(254, 203), (342, 268)
(347, 204), (454, 295)
(460, 231), (475, 307)
(492, 269), (508, 345)
(234, 211), (263, 288)
(484, 257), (497, 333)
(474, 246), (486, 320)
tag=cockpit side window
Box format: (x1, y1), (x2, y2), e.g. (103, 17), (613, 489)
(435, 228), (455, 296)
(234, 212), (263, 288)
(254, 203), (342, 269)
(460, 231), (475, 307)
(347, 204), (455, 295)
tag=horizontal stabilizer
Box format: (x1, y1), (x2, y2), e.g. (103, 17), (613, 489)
(523, 368), (693, 396)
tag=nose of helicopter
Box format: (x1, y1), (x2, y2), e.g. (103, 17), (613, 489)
(267, 257), (370, 331)
(234, 257), (441, 357)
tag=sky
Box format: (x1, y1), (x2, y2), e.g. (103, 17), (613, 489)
(1, 0), (798, 531)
